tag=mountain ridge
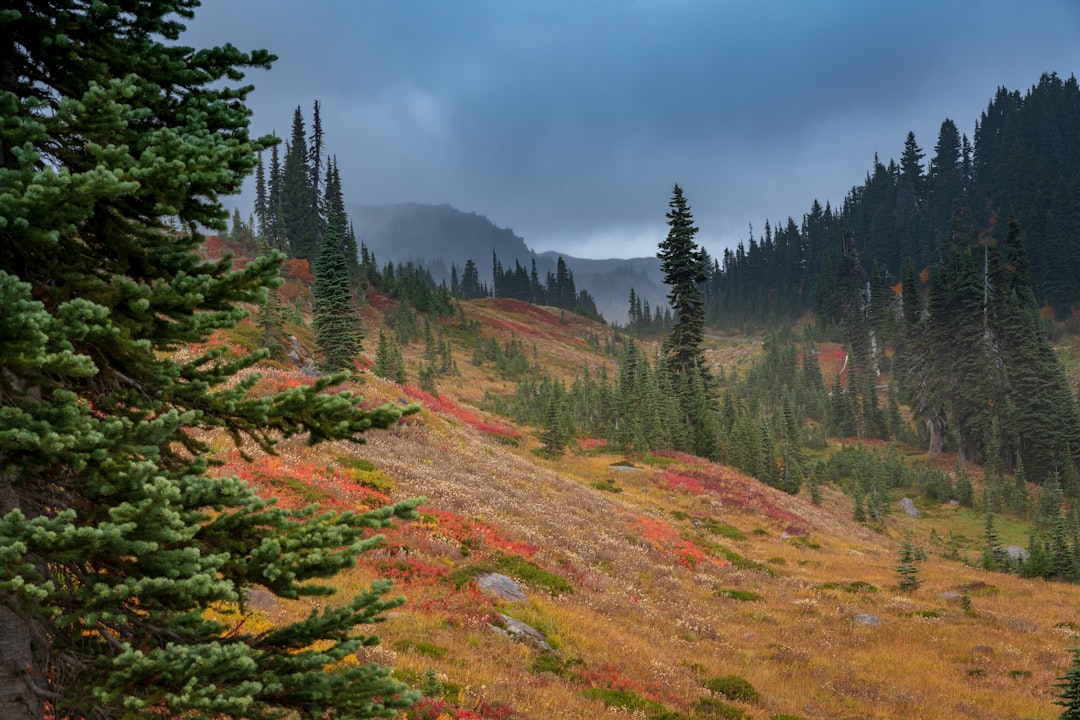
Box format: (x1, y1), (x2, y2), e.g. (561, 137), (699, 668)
(349, 201), (667, 323)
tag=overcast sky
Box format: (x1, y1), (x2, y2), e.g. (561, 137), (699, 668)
(184, 1), (1080, 260)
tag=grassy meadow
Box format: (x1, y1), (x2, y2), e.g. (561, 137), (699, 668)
(207, 293), (1080, 719)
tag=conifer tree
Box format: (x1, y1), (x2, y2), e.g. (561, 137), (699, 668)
(281, 106), (319, 262)
(540, 395), (568, 458)
(658, 184), (709, 379)
(313, 215), (363, 371)
(895, 530), (924, 592)
(1054, 644), (1080, 720)
(0, 4), (419, 718)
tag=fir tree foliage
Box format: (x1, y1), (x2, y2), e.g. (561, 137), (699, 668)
(0, 4), (420, 718)
(895, 530), (924, 592)
(313, 213), (363, 371)
(1054, 645), (1080, 720)
(658, 184), (709, 379)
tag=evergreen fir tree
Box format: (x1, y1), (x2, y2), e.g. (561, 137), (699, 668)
(1054, 645), (1080, 720)
(0, 4), (420, 717)
(658, 184), (709, 379)
(983, 509), (1008, 571)
(256, 240), (289, 361)
(954, 459), (975, 508)
(281, 106), (319, 263)
(373, 330), (407, 384)
(254, 150), (269, 236)
(313, 215), (363, 371)
(540, 395), (568, 458)
(895, 530), (924, 592)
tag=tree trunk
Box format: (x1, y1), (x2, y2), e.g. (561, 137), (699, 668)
(927, 416), (944, 454)
(0, 470), (46, 720)
(0, 604), (46, 720)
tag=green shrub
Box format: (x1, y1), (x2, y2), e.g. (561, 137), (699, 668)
(704, 675), (759, 704)
(715, 588), (763, 602)
(695, 697), (749, 719)
(590, 480), (623, 493)
(582, 688), (662, 713)
(444, 553), (572, 596)
(818, 580), (878, 594)
(390, 639), (448, 660)
(339, 457), (376, 472)
(702, 519), (747, 541)
(345, 467), (395, 493)
(531, 652), (582, 677)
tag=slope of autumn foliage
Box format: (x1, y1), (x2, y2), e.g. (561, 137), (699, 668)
(201, 291), (1080, 720)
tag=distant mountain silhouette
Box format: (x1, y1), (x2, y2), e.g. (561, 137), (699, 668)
(348, 202), (666, 323)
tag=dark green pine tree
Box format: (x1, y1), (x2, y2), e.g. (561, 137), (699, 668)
(658, 184), (709, 379)
(540, 395), (568, 458)
(313, 215), (363, 372)
(373, 329), (407, 384)
(0, 4), (420, 718)
(281, 105), (320, 263)
(1054, 645), (1080, 720)
(256, 239), (289, 361)
(895, 530), (924, 592)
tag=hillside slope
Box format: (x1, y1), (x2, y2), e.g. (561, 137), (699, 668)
(220, 297), (1080, 720)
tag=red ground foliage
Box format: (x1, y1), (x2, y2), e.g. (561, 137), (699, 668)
(403, 386), (521, 438)
(651, 453), (806, 531)
(424, 507), (538, 559)
(627, 514), (719, 570)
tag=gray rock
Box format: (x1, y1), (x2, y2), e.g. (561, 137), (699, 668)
(1005, 546), (1030, 562)
(475, 572), (527, 602)
(853, 613), (881, 626)
(940, 591), (963, 601)
(494, 613), (552, 651)
(899, 497), (920, 518)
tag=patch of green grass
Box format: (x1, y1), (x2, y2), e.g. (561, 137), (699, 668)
(766, 556), (786, 566)
(696, 538), (775, 575)
(445, 552), (572, 596)
(339, 457), (377, 472)
(590, 480), (623, 493)
(582, 688), (687, 719)
(818, 580), (878, 594)
(257, 474), (332, 504)
(530, 652), (582, 677)
(702, 519), (747, 541)
(344, 467), (395, 493)
(704, 675), (759, 704)
(695, 697), (750, 719)
(788, 536), (821, 550)
(715, 588), (763, 602)
(390, 639), (448, 660)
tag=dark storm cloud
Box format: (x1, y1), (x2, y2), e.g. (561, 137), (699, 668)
(184, 0), (1080, 259)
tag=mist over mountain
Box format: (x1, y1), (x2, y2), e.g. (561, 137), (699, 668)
(349, 202), (666, 323)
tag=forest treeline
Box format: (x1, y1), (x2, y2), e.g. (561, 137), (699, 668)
(702, 72), (1080, 328)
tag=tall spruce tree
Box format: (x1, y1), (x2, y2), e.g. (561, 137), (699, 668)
(0, 4), (419, 718)
(658, 184), (709, 378)
(313, 214), (364, 371)
(281, 105), (319, 263)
